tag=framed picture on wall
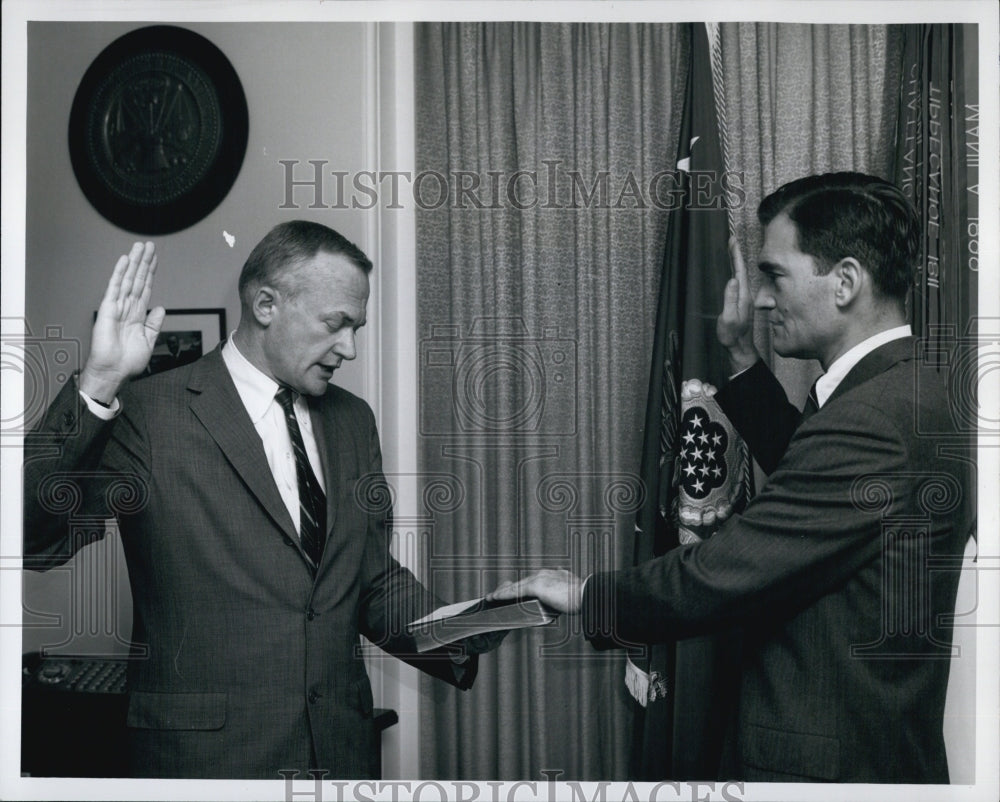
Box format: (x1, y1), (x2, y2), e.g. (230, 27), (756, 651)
(93, 307), (227, 377)
(145, 308), (226, 376)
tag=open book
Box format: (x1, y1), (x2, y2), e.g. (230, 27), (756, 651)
(407, 596), (559, 653)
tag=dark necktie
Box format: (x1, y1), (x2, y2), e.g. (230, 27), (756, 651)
(275, 387), (326, 567)
(801, 379), (821, 422)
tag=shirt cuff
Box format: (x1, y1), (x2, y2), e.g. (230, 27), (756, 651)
(728, 360), (760, 381)
(78, 390), (121, 420)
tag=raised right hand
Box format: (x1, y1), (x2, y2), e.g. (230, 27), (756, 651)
(716, 236), (760, 374)
(79, 242), (165, 403)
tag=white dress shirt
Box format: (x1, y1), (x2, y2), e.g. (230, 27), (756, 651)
(814, 324), (911, 408)
(78, 386), (120, 419)
(726, 324), (913, 409)
(221, 336), (326, 535)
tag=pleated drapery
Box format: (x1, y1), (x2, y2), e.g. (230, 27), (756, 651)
(415, 22), (687, 780)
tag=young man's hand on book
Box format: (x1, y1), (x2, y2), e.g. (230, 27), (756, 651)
(486, 569), (584, 614)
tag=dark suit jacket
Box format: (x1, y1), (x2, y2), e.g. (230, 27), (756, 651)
(24, 348), (474, 779)
(583, 337), (975, 782)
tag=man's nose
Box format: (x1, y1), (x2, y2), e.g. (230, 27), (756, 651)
(333, 330), (357, 360)
(754, 286), (775, 310)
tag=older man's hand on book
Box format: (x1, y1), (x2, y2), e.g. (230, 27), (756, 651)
(408, 593), (562, 653)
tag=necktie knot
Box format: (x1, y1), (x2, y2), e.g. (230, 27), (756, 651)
(275, 385), (296, 414)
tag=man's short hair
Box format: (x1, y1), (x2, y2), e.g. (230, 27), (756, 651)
(238, 220), (373, 306)
(757, 172), (920, 302)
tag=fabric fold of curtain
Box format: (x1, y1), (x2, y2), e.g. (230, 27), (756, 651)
(415, 22), (685, 780)
(893, 24), (979, 363)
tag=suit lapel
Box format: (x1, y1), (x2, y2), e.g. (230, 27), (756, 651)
(186, 348), (300, 546)
(826, 336), (916, 407)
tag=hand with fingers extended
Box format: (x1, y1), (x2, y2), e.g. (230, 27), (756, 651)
(79, 242), (166, 404)
(716, 236), (761, 374)
(486, 569), (584, 615)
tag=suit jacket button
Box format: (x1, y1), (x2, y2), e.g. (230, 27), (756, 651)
(306, 608), (316, 621)
(308, 689), (321, 704)
(62, 411), (75, 428)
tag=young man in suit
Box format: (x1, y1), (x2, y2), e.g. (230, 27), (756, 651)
(489, 173), (976, 782)
(24, 221), (499, 779)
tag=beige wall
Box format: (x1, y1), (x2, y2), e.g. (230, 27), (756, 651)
(24, 20), (375, 406)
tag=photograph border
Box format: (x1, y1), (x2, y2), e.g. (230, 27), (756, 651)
(3, 3), (997, 801)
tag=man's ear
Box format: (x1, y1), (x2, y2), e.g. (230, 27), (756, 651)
(251, 286), (279, 326)
(832, 258), (864, 308)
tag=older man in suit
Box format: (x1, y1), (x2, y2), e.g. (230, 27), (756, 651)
(24, 221), (497, 779)
(490, 173), (976, 782)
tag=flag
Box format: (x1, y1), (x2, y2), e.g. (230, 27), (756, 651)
(892, 24), (979, 532)
(893, 24), (978, 344)
(628, 22), (753, 780)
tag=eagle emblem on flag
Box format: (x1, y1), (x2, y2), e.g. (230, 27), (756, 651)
(674, 378), (749, 544)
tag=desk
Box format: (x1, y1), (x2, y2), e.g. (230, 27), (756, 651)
(21, 653), (397, 777)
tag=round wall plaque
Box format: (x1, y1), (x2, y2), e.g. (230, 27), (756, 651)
(68, 25), (248, 235)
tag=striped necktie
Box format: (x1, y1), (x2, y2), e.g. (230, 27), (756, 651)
(275, 386), (326, 567)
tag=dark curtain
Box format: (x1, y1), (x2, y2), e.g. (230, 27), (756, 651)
(891, 26), (980, 781)
(893, 24), (980, 421)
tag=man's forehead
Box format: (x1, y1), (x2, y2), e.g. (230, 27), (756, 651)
(290, 252), (369, 289)
(316, 286), (369, 322)
(759, 213), (803, 260)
